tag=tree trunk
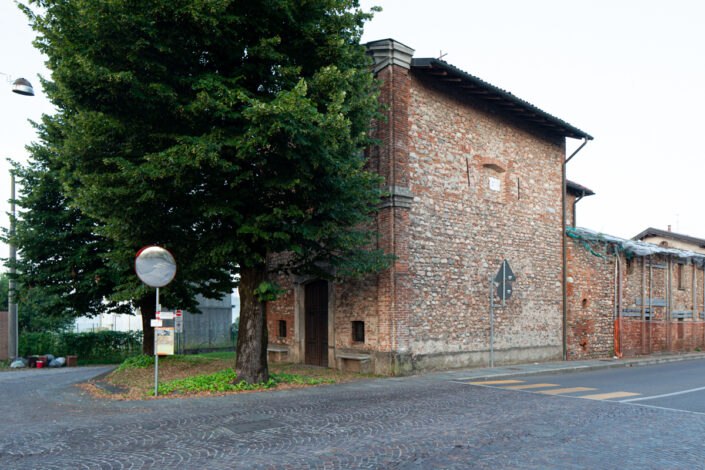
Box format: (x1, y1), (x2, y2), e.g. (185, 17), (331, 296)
(235, 265), (269, 384)
(139, 294), (157, 356)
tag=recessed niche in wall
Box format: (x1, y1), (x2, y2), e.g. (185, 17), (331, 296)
(352, 321), (365, 343)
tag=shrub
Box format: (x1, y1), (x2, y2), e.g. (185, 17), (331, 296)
(19, 330), (143, 363)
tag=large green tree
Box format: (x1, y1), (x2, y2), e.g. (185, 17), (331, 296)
(21, 0), (389, 383)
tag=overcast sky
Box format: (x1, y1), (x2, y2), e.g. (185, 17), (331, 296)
(2, 0), (705, 272)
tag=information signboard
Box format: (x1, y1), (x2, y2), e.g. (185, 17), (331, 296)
(155, 327), (175, 355)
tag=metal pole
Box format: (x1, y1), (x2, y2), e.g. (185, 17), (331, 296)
(502, 262), (506, 307)
(8, 171), (18, 361)
(154, 287), (159, 397)
(490, 274), (494, 368)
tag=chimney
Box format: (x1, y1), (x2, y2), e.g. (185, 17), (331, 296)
(668, 225), (672, 232)
(365, 39), (415, 74)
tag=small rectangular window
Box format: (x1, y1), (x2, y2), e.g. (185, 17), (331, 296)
(352, 321), (365, 343)
(278, 320), (287, 338)
(677, 264), (685, 290)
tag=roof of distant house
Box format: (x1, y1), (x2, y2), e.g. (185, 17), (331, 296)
(633, 227), (705, 249)
(566, 180), (595, 197)
(410, 58), (593, 141)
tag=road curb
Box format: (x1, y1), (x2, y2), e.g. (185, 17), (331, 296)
(452, 353), (705, 381)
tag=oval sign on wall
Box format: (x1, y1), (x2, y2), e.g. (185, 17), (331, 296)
(135, 246), (177, 287)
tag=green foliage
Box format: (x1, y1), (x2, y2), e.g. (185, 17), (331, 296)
(18, 0), (390, 377)
(156, 368), (333, 395)
(0, 273), (7, 308)
(116, 352), (235, 371)
(19, 330), (142, 363)
(1, 273), (75, 333)
(230, 319), (239, 345)
(116, 354), (155, 371)
(253, 282), (285, 302)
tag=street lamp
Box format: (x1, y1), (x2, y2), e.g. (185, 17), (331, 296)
(1, 73), (35, 96)
(2, 72), (35, 361)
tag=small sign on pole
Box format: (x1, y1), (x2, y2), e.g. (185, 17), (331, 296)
(150, 319), (163, 327)
(174, 311), (183, 333)
(489, 260), (518, 368)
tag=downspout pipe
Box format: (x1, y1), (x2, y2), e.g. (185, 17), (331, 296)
(562, 138), (589, 361)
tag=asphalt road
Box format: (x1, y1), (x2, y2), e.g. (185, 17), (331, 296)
(2, 362), (705, 469)
(463, 358), (705, 414)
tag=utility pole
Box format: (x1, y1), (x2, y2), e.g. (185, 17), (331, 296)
(8, 171), (18, 360)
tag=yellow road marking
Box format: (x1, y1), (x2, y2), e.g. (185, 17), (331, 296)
(504, 383), (559, 390)
(578, 391), (641, 400)
(539, 387), (596, 395)
(467, 380), (524, 385)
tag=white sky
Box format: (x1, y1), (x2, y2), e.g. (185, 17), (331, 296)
(2, 0), (705, 272)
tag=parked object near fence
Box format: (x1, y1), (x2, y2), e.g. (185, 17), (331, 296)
(19, 331), (141, 364)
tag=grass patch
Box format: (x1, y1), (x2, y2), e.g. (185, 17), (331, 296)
(92, 354), (376, 400)
(157, 368), (334, 395)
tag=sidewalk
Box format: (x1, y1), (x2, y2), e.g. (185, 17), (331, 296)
(431, 351), (705, 382)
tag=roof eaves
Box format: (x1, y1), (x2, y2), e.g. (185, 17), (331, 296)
(411, 58), (593, 141)
(566, 180), (595, 197)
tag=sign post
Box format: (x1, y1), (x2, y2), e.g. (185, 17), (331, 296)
(490, 260), (517, 367)
(135, 246), (177, 397)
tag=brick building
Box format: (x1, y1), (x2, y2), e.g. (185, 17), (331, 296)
(567, 227), (705, 360)
(266, 39), (593, 375)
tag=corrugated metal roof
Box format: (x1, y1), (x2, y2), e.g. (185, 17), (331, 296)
(411, 58), (593, 141)
(570, 227), (705, 264)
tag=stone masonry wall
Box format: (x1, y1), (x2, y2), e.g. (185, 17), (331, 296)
(567, 237), (705, 360)
(566, 238), (615, 359)
(403, 73), (566, 368)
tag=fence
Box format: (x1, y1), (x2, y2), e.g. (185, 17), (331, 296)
(617, 319), (705, 357)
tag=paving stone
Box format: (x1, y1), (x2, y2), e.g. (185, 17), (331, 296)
(1, 366), (704, 469)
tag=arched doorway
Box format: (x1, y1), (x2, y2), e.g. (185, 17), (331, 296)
(304, 280), (328, 366)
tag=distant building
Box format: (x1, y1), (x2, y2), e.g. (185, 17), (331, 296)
(566, 180), (595, 227)
(633, 227), (705, 254)
(73, 293), (235, 353)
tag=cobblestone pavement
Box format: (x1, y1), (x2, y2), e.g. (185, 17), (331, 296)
(1, 367), (705, 469)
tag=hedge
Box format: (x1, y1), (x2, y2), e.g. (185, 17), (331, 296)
(19, 330), (143, 364)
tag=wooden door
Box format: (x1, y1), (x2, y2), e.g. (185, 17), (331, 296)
(305, 280), (328, 366)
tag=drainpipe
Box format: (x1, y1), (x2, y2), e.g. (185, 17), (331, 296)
(562, 138), (589, 361)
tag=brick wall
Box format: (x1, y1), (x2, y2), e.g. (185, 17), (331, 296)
(567, 234), (705, 359)
(566, 238), (615, 359)
(403, 73), (566, 368)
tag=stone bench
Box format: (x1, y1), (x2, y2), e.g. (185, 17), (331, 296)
(267, 345), (289, 362)
(336, 352), (371, 373)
